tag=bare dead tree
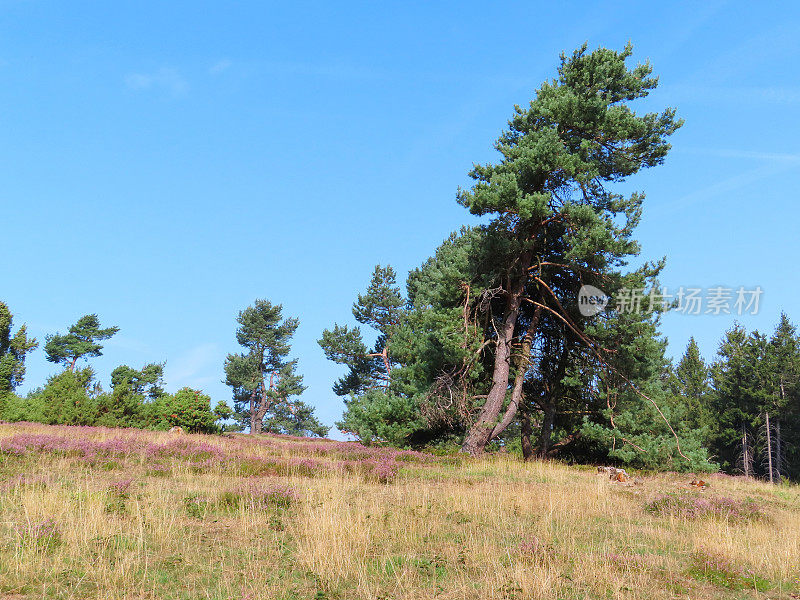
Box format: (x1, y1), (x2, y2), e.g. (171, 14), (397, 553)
(737, 425), (754, 478)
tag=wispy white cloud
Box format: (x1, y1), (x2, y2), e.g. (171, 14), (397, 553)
(652, 160), (797, 217)
(261, 60), (385, 81)
(651, 0), (728, 61)
(104, 335), (152, 354)
(209, 59), (232, 75)
(683, 22), (800, 87)
(124, 67), (189, 97)
(682, 148), (800, 162)
(167, 343), (219, 390)
(664, 84), (800, 106)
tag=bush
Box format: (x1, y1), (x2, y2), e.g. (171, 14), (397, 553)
(1, 371), (228, 436)
(23, 369), (97, 425)
(153, 388), (220, 434)
(95, 385), (150, 428)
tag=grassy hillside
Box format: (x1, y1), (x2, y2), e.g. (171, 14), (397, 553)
(0, 423), (797, 599)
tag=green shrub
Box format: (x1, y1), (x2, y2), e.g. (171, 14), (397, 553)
(152, 388), (220, 434)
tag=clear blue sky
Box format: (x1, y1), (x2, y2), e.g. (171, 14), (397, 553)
(3, 1), (799, 433)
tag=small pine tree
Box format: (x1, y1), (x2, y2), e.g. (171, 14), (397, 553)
(225, 299), (326, 436)
(0, 301), (38, 393)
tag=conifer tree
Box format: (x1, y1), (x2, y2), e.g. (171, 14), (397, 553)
(672, 337), (712, 432)
(110, 363), (166, 400)
(763, 313), (800, 481)
(225, 300), (326, 436)
(319, 266), (411, 442)
(44, 314), (119, 372)
(456, 43), (682, 453)
(0, 301), (38, 393)
(709, 325), (762, 473)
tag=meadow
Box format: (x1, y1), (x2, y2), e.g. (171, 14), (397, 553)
(0, 423), (798, 600)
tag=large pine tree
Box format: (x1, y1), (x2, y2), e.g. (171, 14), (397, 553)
(455, 43), (682, 454)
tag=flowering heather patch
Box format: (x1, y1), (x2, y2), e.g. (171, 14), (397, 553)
(217, 483), (299, 511)
(290, 440), (432, 464)
(688, 550), (771, 591)
(0, 474), (49, 492)
(239, 482), (298, 508)
(645, 493), (765, 522)
(145, 463), (170, 477)
(16, 518), (62, 551)
(337, 458), (400, 483)
(0, 424), (440, 484)
(514, 536), (554, 565)
(0, 432), (145, 459)
(369, 458), (399, 483)
(105, 478), (134, 514)
(108, 478), (133, 497)
(517, 536), (543, 555)
(145, 438), (225, 462)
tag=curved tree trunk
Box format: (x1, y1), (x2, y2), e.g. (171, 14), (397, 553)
(253, 373), (276, 435)
(461, 253), (532, 455)
(249, 388), (258, 434)
(488, 306), (541, 442)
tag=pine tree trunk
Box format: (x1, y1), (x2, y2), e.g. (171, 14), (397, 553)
(777, 379), (785, 481)
(253, 374), (275, 436)
(249, 389), (257, 434)
(461, 253), (532, 455)
(536, 402), (556, 458)
(254, 398), (271, 435)
(765, 411), (774, 484)
(520, 399), (534, 461)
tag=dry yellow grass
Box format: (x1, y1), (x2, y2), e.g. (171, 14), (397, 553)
(0, 423), (797, 599)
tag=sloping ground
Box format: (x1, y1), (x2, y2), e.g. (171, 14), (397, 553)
(0, 423), (797, 600)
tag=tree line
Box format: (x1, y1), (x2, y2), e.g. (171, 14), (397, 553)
(1, 44), (796, 480)
(0, 307), (228, 433)
(677, 316), (800, 481)
(0, 302), (326, 437)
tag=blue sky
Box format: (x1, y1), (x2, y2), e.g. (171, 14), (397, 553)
(2, 1), (799, 432)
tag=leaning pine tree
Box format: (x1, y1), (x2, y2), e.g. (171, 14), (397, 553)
(456, 43), (682, 454)
(44, 314), (119, 372)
